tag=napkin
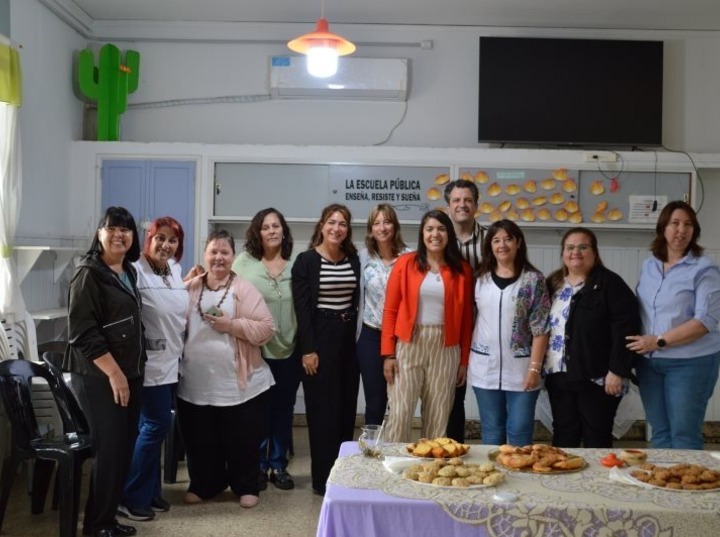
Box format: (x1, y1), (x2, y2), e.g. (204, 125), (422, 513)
(607, 466), (654, 489)
(382, 456), (416, 474)
(708, 451), (720, 462)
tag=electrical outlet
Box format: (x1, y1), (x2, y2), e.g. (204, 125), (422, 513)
(584, 151), (618, 163)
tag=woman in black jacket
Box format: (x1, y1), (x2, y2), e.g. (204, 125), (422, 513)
(543, 227), (639, 448)
(65, 206), (146, 537)
(291, 204), (360, 496)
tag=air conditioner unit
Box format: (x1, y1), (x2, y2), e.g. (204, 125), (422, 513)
(269, 56), (408, 101)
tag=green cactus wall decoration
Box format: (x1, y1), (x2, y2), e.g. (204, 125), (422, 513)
(78, 44), (140, 141)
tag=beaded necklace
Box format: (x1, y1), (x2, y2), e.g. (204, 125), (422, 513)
(196, 272), (235, 318)
(147, 256), (172, 288)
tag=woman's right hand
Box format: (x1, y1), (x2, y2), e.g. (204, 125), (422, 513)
(108, 369), (130, 406)
(302, 352), (319, 376)
(384, 358), (399, 385)
(184, 264), (206, 282)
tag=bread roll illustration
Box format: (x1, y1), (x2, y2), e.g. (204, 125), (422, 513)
(564, 200), (579, 213)
(489, 210), (503, 223)
(608, 208), (623, 221)
(540, 178), (556, 190)
(595, 200), (608, 213)
(498, 200), (512, 212)
(552, 168), (568, 181)
(554, 209), (569, 221)
(591, 212), (606, 223)
(590, 181), (605, 195)
(459, 171), (473, 181)
(549, 193), (564, 205)
(487, 182), (502, 197)
(568, 212), (583, 224)
(475, 171), (490, 184)
(532, 196), (548, 206)
(562, 179), (577, 193)
(520, 208), (535, 222)
(523, 180), (537, 193)
(434, 174), (450, 185)
(506, 208), (519, 221)
(536, 208), (551, 221)
(427, 187), (442, 200)
(505, 184), (521, 196)
(480, 202), (495, 214)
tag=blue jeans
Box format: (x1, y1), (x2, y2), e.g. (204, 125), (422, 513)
(356, 325), (388, 426)
(260, 353), (301, 472)
(123, 383), (174, 509)
(473, 387), (539, 446)
(636, 353), (720, 449)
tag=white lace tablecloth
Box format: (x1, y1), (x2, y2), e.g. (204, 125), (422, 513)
(318, 442), (720, 537)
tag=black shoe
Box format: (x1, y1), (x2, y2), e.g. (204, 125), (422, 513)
(270, 469), (295, 490)
(312, 487), (325, 496)
(258, 469), (269, 491)
(113, 523), (137, 536)
(151, 496), (171, 512)
(90, 523), (137, 537)
(117, 504), (155, 521)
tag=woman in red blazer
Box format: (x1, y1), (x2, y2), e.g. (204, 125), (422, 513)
(381, 210), (473, 442)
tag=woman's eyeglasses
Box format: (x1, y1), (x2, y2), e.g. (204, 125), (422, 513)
(563, 244), (591, 252)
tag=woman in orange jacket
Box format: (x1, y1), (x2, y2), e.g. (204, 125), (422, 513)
(381, 210), (474, 442)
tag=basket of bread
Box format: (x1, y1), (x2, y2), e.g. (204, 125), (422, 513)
(493, 443), (587, 473)
(404, 437), (471, 459)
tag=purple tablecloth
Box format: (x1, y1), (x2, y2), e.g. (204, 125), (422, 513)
(316, 442), (720, 537)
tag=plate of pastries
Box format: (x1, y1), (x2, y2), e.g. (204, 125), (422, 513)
(404, 437), (471, 459)
(490, 444), (587, 473)
(626, 463), (720, 492)
(394, 458), (504, 489)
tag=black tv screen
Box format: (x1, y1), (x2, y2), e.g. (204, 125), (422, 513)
(478, 37), (664, 147)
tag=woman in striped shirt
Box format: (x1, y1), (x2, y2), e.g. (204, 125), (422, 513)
(291, 204), (361, 496)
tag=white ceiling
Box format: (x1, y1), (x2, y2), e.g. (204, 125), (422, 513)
(67, 0), (720, 32)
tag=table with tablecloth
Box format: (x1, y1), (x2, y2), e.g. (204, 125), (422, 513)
(316, 442), (720, 537)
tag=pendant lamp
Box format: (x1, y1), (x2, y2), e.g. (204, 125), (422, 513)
(287, 2), (356, 78)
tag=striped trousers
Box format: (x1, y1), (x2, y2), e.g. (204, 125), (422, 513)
(385, 325), (460, 443)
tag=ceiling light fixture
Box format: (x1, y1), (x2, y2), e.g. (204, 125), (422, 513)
(287, 0), (356, 78)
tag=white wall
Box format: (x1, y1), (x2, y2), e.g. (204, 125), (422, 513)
(10, 0), (85, 241)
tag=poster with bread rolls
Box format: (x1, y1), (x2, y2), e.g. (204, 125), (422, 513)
(459, 168), (691, 227)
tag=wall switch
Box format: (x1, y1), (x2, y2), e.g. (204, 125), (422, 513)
(584, 151), (618, 163)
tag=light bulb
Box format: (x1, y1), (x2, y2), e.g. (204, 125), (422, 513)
(306, 46), (339, 78)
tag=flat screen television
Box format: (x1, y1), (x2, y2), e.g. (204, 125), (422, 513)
(478, 37), (664, 147)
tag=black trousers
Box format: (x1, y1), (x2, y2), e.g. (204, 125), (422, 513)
(302, 316), (359, 493)
(446, 383), (466, 443)
(177, 390), (270, 499)
(545, 372), (622, 448)
(74, 373), (143, 533)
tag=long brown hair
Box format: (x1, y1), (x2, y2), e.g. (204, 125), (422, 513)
(650, 200), (703, 261)
(309, 204), (357, 256)
(364, 204), (407, 257)
(546, 227), (604, 296)
(415, 210), (465, 274)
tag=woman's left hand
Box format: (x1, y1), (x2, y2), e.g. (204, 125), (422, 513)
(604, 371), (623, 396)
(625, 334), (658, 354)
(203, 311), (230, 332)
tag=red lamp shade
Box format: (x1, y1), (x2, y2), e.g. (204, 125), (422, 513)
(287, 18), (356, 56)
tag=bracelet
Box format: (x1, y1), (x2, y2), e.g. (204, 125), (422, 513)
(530, 361), (543, 366)
(384, 356), (396, 360)
(528, 367), (541, 374)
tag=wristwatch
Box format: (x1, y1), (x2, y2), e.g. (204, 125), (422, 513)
(656, 336), (667, 348)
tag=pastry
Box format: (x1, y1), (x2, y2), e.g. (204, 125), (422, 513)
(549, 193), (564, 205)
(487, 182), (502, 197)
(520, 208), (535, 222)
(532, 196), (548, 206)
(475, 171), (490, 184)
(568, 211), (583, 224)
(554, 208), (569, 221)
(536, 208), (551, 221)
(564, 200), (579, 213)
(540, 178), (556, 190)
(505, 184), (521, 196)
(608, 208), (623, 221)
(523, 180), (537, 193)
(434, 173), (450, 185)
(552, 168), (568, 181)
(562, 179), (577, 193)
(480, 202), (494, 214)
(498, 200), (512, 212)
(516, 198), (530, 210)
(590, 180), (605, 195)
(426, 187), (442, 200)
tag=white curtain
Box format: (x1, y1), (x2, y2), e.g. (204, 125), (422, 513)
(0, 34), (25, 322)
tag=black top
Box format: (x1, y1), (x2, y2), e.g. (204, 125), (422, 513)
(65, 253), (146, 379)
(562, 265), (640, 381)
(291, 249), (360, 355)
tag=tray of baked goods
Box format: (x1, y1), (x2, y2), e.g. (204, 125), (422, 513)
(489, 444), (588, 473)
(403, 437), (471, 459)
(385, 457), (504, 489)
(623, 463), (720, 492)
